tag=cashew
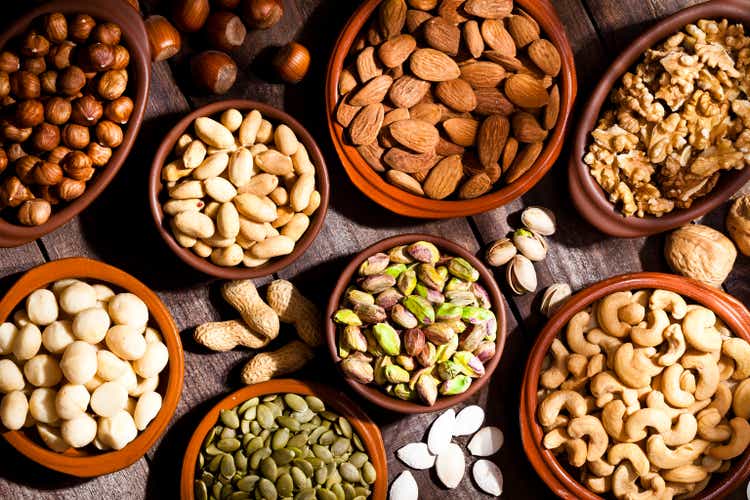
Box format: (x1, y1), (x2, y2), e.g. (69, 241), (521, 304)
(681, 308), (721, 353)
(626, 472), (667, 500)
(566, 310), (600, 356)
(662, 464), (708, 483)
(717, 355), (735, 380)
(619, 302), (646, 325)
(647, 435), (709, 469)
(568, 415), (609, 462)
(538, 390), (587, 428)
(614, 343), (660, 389)
(608, 443), (650, 476)
(542, 428), (587, 467)
(587, 353), (606, 379)
(588, 458), (615, 477)
(540, 338), (569, 389)
(646, 390), (710, 420)
(662, 364), (695, 408)
(662, 413), (697, 446)
(631, 310), (670, 347)
(602, 400), (633, 442)
(567, 353), (588, 378)
(624, 408), (671, 441)
(650, 290), (688, 320)
(707, 382), (732, 417)
(680, 351), (719, 400)
(722, 337), (750, 380)
(699, 455), (722, 473)
(591, 371), (640, 410)
(612, 464), (639, 498)
(587, 328), (623, 365)
(583, 472), (611, 494)
(696, 408), (732, 442)
(732, 378), (750, 418)
(598, 292), (633, 337)
(679, 371), (696, 394)
(658, 324), (686, 367)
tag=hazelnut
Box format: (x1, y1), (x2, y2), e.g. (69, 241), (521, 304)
(10, 71), (41, 99)
(111, 45), (130, 70)
(61, 150), (94, 180)
(58, 66), (86, 95)
(48, 145), (72, 164)
(190, 51), (237, 95)
(18, 199), (51, 226)
(15, 155), (40, 184)
(30, 122), (61, 152)
(205, 11), (247, 52)
(82, 43), (114, 71)
(37, 185), (61, 205)
(0, 71), (9, 97)
(104, 96), (133, 124)
(0, 52), (20, 73)
(48, 41), (75, 70)
(2, 123), (32, 143)
(273, 42), (310, 84)
(39, 70), (58, 94)
(2, 176), (33, 207)
(44, 13), (68, 43)
(45, 96), (72, 125)
(144, 16), (182, 62)
(32, 160), (63, 185)
(7, 143), (26, 162)
(0, 148), (7, 174)
(95, 120), (122, 148)
(92, 23), (122, 45)
(21, 31), (51, 58)
(70, 14), (96, 43)
(23, 57), (47, 75)
(241, 0), (284, 29)
(57, 177), (86, 201)
(97, 69), (127, 100)
(15, 99), (45, 128)
(173, 0), (210, 32)
(86, 142), (112, 166)
(61, 123), (90, 149)
(71, 95), (103, 126)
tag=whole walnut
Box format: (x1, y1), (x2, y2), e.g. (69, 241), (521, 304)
(665, 224), (737, 288)
(727, 195), (750, 257)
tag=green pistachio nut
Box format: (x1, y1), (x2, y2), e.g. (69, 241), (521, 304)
(340, 358), (374, 384)
(436, 303), (463, 321)
(354, 303), (387, 324)
(373, 355), (392, 386)
(471, 283), (491, 308)
(334, 309), (362, 326)
(375, 288), (403, 310)
(445, 277), (472, 292)
(393, 383), (415, 401)
(446, 290), (478, 307)
(446, 319), (467, 334)
(396, 269), (417, 296)
(459, 323), (486, 352)
(384, 264), (407, 279)
(372, 323), (401, 356)
(440, 375), (472, 395)
(437, 360), (462, 381)
(364, 329), (385, 357)
(338, 338), (350, 359)
(346, 288), (375, 308)
(360, 273), (397, 294)
(417, 264), (445, 291)
(415, 374), (439, 406)
(474, 341), (496, 363)
(409, 366), (434, 390)
(403, 328), (426, 357)
(396, 355), (416, 371)
(416, 342), (437, 367)
(406, 241), (440, 264)
(415, 284), (445, 305)
(448, 257), (479, 282)
(436, 266), (449, 281)
(390, 304), (418, 329)
(462, 306), (494, 324)
(423, 322), (456, 345)
(436, 335), (459, 363)
(388, 245), (414, 264)
(342, 325), (368, 352)
(358, 253), (390, 276)
(402, 295), (435, 325)
(485, 316), (497, 341)
(384, 364), (410, 384)
(453, 351), (486, 378)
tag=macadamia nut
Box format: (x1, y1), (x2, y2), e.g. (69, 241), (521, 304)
(105, 325), (147, 360)
(28, 387), (59, 424)
(37, 423), (70, 452)
(96, 350), (128, 381)
(0, 322), (18, 355)
(134, 391), (162, 431)
(59, 282), (97, 315)
(0, 359), (25, 393)
(113, 363), (137, 393)
(90, 381), (128, 417)
(42, 320), (75, 354)
(51, 279), (82, 297)
(72, 307), (111, 343)
(13, 310), (30, 328)
(12, 323), (42, 360)
(25, 289), (58, 326)
(61, 413), (97, 448)
(133, 341), (168, 378)
(108, 293), (148, 331)
(23, 354), (63, 387)
(55, 384), (90, 419)
(92, 284), (115, 304)
(60, 341), (97, 385)
(143, 327), (163, 344)
(84, 374), (105, 392)
(97, 409), (137, 450)
(0, 391), (29, 430)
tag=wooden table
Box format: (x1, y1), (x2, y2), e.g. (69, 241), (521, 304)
(1, 0), (749, 498)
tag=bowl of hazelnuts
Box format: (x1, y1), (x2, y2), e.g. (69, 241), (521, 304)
(0, 0), (149, 247)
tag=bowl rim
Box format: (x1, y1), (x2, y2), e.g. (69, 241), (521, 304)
(148, 99), (330, 280)
(519, 272), (750, 499)
(324, 233), (508, 414)
(568, 0), (750, 238)
(324, 0), (578, 219)
(0, 0), (151, 248)
(0, 257), (184, 477)
(179, 378), (389, 500)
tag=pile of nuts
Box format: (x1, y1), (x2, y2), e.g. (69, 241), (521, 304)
(0, 279), (167, 453)
(332, 240), (498, 406)
(193, 279), (322, 385)
(337, 0), (561, 199)
(194, 393), (377, 500)
(0, 13), (133, 226)
(584, 19), (750, 217)
(537, 289), (750, 498)
(161, 108), (320, 268)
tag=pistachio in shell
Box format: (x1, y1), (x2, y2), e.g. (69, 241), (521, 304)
(506, 254), (537, 294)
(521, 206), (556, 236)
(540, 283), (571, 318)
(512, 228), (547, 261)
(485, 238), (517, 267)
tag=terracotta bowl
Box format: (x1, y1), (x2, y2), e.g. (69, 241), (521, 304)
(0, 0), (150, 248)
(0, 257), (184, 477)
(180, 379), (388, 500)
(569, 0), (750, 238)
(149, 100), (330, 280)
(325, 0), (577, 219)
(325, 234), (507, 414)
(520, 272), (750, 499)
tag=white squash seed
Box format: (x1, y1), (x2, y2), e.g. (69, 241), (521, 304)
(435, 442), (465, 489)
(389, 471), (419, 500)
(427, 408), (455, 455)
(473, 459), (503, 496)
(453, 405), (485, 436)
(396, 442), (436, 470)
(468, 426), (504, 456)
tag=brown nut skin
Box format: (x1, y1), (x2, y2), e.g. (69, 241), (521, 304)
(58, 66), (86, 96)
(2, 123), (32, 143)
(61, 123), (90, 149)
(6, 144), (26, 163)
(15, 156), (39, 184)
(21, 31), (50, 58)
(0, 51), (20, 73)
(241, 0), (284, 29)
(205, 11), (247, 52)
(92, 22), (122, 45)
(104, 96), (133, 124)
(30, 122), (61, 152)
(70, 95), (103, 126)
(95, 120), (123, 148)
(57, 177), (86, 201)
(48, 41), (75, 70)
(144, 15), (181, 62)
(32, 160), (63, 185)
(61, 150), (94, 181)
(110, 45), (130, 71)
(22, 57), (47, 76)
(69, 14), (96, 43)
(83, 43), (114, 71)
(2, 176), (34, 207)
(97, 70), (128, 100)
(273, 42), (310, 84)
(10, 71), (41, 99)
(39, 70), (57, 94)
(44, 13), (68, 43)
(173, 0), (210, 32)
(47, 145), (72, 164)
(17, 199), (51, 226)
(44, 96), (72, 125)
(15, 99), (45, 128)
(190, 50), (237, 95)
(37, 185), (60, 205)
(86, 142), (112, 166)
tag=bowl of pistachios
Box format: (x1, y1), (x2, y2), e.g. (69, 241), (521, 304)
(325, 234), (507, 414)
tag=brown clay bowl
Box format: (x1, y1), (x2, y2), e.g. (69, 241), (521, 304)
(325, 234), (507, 414)
(180, 379), (388, 500)
(325, 0), (577, 219)
(520, 272), (750, 499)
(569, 0), (750, 238)
(0, 257), (184, 477)
(148, 100), (330, 279)
(0, 0), (150, 248)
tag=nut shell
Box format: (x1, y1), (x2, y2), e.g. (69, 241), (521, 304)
(665, 224), (737, 288)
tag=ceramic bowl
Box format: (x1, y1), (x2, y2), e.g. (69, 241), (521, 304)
(148, 99), (330, 279)
(0, 257), (184, 477)
(180, 379), (388, 500)
(520, 272), (750, 499)
(0, 0), (150, 247)
(325, 233), (507, 413)
(325, 0), (577, 219)
(569, 0), (750, 238)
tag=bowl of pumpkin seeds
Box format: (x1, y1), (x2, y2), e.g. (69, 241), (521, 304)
(181, 379), (387, 500)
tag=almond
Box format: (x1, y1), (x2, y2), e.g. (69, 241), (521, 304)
(435, 137), (465, 156)
(348, 103), (384, 145)
(463, 21), (485, 59)
(387, 64), (405, 79)
(356, 47), (382, 83)
(474, 87), (515, 115)
(459, 173), (492, 199)
(481, 20), (515, 56)
(358, 142), (386, 172)
(438, 0), (468, 24)
(439, 104), (472, 123)
(483, 51), (524, 71)
(367, 21), (384, 46)
(528, 39), (561, 77)
(464, 0), (512, 19)
(502, 137), (518, 170)
(424, 17), (461, 56)
(443, 117), (479, 147)
(378, 34), (418, 68)
(423, 155), (464, 199)
(350, 75), (393, 106)
(336, 95), (361, 127)
(477, 114), (509, 168)
(389, 75), (431, 109)
(505, 141), (543, 183)
(379, 0), (407, 39)
(339, 67), (358, 95)
(460, 61), (505, 88)
(507, 15), (539, 47)
(390, 119), (440, 153)
(435, 79), (477, 112)
(386, 169), (424, 195)
(461, 151), (485, 176)
(504, 74), (548, 108)
(406, 10), (432, 32)
(409, 0), (438, 9)
(512, 112), (547, 143)
(384, 147), (439, 173)
(383, 107), (411, 126)
(379, 127), (397, 148)
(409, 103), (442, 125)
(544, 84), (560, 130)
(410, 49), (461, 82)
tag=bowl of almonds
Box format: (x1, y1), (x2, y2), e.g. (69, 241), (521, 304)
(326, 0), (576, 218)
(148, 100), (329, 279)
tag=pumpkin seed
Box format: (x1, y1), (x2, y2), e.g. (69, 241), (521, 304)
(362, 461), (376, 485)
(205, 443), (222, 456)
(220, 454), (236, 478)
(240, 419), (251, 434)
(353, 486), (370, 497)
(287, 432), (308, 449)
(276, 472), (293, 497)
(342, 483), (357, 499)
(277, 415), (302, 432)
(349, 452), (368, 469)
(352, 434), (364, 452)
(315, 465), (328, 485)
(236, 474), (259, 492)
(320, 411), (337, 422)
(305, 396), (325, 412)
(295, 488), (316, 500)
(337, 418), (352, 438)
(313, 444), (334, 463)
(204, 426), (218, 447)
(257, 405), (275, 429)
(331, 437), (350, 457)
(195, 479), (208, 500)
(272, 448), (295, 465)
(243, 405), (257, 421)
(339, 463), (360, 483)
(218, 438), (241, 453)
(198, 453), (205, 469)
(257, 477), (277, 499)
(250, 447), (272, 469)
(229, 492), (250, 500)
(317, 488), (337, 500)
(250, 421), (262, 435)
(308, 426), (325, 444)
(221, 409), (240, 429)
(271, 428), (290, 449)
(220, 427), (236, 439)
(238, 397), (259, 414)
(292, 408), (315, 423)
(260, 457), (278, 481)
(235, 450), (248, 473)
(318, 430), (335, 446)
(208, 454), (223, 472)
(245, 436), (263, 455)
(284, 393), (308, 412)
(330, 483), (345, 500)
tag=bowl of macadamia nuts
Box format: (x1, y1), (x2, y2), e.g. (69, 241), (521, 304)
(520, 272), (750, 500)
(0, 257), (183, 477)
(0, 0), (149, 247)
(149, 100), (330, 279)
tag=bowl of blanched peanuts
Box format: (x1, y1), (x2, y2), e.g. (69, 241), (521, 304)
(0, 257), (183, 477)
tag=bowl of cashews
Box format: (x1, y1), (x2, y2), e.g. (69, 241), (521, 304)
(520, 272), (750, 500)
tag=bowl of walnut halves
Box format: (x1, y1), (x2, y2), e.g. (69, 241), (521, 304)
(569, 0), (750, 238)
